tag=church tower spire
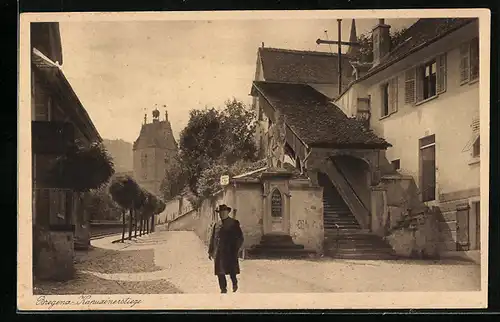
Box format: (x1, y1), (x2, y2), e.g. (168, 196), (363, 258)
(346, 19), (360, 58)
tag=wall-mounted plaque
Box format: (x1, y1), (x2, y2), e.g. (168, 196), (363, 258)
(271, 189), (282, 218)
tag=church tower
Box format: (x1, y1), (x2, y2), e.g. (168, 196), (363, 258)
(133, 107), (178, 198)
(346, 19), (360, 58)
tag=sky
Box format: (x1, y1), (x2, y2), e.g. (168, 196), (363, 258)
(58, 18), (417, 143)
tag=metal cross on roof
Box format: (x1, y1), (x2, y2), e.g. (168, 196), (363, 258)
(316, 19), (361, 95)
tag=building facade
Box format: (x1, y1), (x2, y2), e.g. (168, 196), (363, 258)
(133, 109), (178, 197)
(31, 22), (103, 280)
(335, 18), (481, 258)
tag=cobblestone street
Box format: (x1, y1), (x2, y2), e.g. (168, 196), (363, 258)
(36, 230), (481, 295)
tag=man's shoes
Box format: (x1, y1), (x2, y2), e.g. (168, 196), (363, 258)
(221, 289), (227, 294)
(232, 284), (238, 292)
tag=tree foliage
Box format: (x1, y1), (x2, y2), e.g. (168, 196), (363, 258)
(190, 159), (267, 208)
(160, 155), (188, 201)
(220, 99), (258, 164)
(85, 186), (123, 221)
(46, 141), (115, 192)
(178, 99), (258, 194)
(109, 175), (143, 210)
(155, 199), (166, 214)
(351, 27), (408, 63)
(140, 191), (158, 217)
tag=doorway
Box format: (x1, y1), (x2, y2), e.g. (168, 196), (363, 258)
(419, 135), (436, 202)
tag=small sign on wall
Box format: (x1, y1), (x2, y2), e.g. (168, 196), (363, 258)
(220, 175), (230, 186)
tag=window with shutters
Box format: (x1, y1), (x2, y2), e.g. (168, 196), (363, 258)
(406, 54), (446, 105)
(437, 54), (447, 94)
(469, 37), (479, 82)
(380, 77), (398, 118)
(381, 83), (389, 117)
(471, 118), (480, 158)
(464, 118), (480, 164)
(404, 69), (416, 104)
(459, 42), (470, 84)
(460, 38), (479, 85)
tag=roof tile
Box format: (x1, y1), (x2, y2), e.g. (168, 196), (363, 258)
(133, 121), (178, 151)
(259, 47), (353, 84)
(369, 18), (476, 76)
(253, 81), (391, 149)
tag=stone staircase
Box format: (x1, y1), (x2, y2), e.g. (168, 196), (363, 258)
(246, 234), (314, 259)
(319, 173), (397, 260)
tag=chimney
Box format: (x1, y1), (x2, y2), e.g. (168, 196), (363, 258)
(372, 19), (391, 66)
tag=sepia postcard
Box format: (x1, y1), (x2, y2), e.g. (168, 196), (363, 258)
(18, 9), (490, 311)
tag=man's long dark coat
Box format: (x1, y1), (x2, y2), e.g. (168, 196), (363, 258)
(208, 217), (244, 276)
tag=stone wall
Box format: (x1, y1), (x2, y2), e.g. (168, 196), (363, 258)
(167, 209), (199, 232)
(370, 187), (387, 236)
(34, 228), (75, 281)
(384, 208), (441, 258)
(234, 184), (264, 249)
(289, 180), (324, 253)
(159, 198), (180, 224)
(167, 177), (325, 254)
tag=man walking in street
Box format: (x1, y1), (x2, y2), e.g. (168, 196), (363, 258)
(208, 204), (244, 293)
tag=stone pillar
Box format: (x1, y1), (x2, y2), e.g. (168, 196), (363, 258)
(34, 225), (75, 281)
(370, 184), (387, 236)
(304, 149), (327, 187)
(74, 192), (90, 250)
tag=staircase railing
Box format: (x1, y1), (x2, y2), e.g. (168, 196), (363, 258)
(330, 158), (371, 214)
(323, 159), (371, 229)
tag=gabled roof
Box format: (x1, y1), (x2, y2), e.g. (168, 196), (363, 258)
(31, 22), (63, 66)
(258, 47), (353, 84)
(252, 81), (391, 149)
(32, 48), (102, 142)
(366, 18), (476, 78)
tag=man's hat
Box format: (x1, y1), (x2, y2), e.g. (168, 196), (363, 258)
(216, 204), (232, 213)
